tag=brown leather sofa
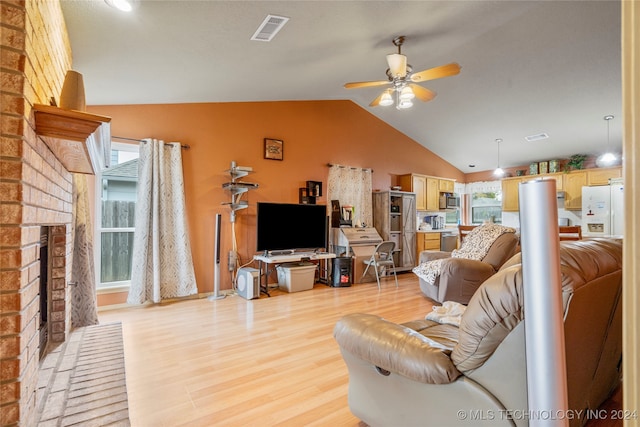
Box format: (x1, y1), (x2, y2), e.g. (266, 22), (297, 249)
(334, 238), (622, 427)
(418, 232), (519, 304)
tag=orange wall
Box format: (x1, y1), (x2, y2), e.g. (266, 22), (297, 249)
(88, 100), (464, 304)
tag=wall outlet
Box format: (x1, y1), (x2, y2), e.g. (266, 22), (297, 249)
(228, 251), (237, 271)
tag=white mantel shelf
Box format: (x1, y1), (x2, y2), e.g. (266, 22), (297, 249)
(33, 104), (112, 174)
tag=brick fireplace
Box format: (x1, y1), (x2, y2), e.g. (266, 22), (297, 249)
(1, 1), (74, 425)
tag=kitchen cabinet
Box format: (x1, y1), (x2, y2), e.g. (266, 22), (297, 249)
(399, 173), (454, 212)
(501, 167), (617, 212)
(426, 177), (439, 211)
(563, 171), (587, 210)
(416, 232), (440, 260)
(373, 191), (417, 271)
(587, 167), (622, 186)
(439, 179), (455, 193)
(411, 174), (427, 211)
(501, 177), (523, 212)
(544, 173), (564, 191)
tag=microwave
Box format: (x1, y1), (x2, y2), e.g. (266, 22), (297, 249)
(439, 194), (459, 209)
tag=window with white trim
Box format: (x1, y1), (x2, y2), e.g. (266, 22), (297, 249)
(465, 181), (503, 225)
(95, 142), (139, 290)
(471, 191), (502, 224)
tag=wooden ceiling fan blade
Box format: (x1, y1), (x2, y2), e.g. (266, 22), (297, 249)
(409, 84), (437, 102)
(410, 62), (461, 83)
(344, 80), (391, 89)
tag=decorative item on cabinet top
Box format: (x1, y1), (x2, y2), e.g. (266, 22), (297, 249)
(539, 161), (548, 174)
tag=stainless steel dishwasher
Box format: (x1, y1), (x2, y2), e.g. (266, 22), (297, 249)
(440, 232), (458, 252)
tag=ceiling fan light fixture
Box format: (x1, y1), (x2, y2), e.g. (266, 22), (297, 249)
(397, 99), (413, 110)
(386, 53), (407, 78)
(399, 86), (415, 100)
(379, 91), (394, 107)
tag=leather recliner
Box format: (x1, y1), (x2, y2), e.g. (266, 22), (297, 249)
(418, 231), (520, 304)
(334, 238), (622, 427)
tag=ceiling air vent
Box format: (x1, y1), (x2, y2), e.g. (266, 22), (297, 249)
(524, 132), (549, 142)
(250, 15), (289, 42)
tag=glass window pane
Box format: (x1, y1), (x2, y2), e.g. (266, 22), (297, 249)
(445, 209), (459, 224)
(472, 206), (503, 224)
(97, 143), (139, 287)
(101, 198), (136, 228)
(100, 231), (134, 283)
(471, 190), (502, 224)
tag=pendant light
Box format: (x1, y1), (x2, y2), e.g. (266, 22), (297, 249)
(494, 138), (505, 177)
(596, 115), (617, 167)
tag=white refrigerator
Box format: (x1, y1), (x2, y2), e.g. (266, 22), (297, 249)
(581, 180), (624, 238)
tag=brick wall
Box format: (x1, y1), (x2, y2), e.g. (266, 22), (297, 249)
(1, 0), (73, 425)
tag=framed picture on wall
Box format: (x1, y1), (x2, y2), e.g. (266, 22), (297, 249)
(264, 138), (283, 160)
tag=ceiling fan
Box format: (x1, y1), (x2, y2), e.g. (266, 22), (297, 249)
(344, 36), (461, 110)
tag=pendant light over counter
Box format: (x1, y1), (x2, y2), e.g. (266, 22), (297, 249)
(596, 115), (618, 167)
(494, 138), (505, 177)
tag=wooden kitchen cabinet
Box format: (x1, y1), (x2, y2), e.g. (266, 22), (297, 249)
(500, 167), (619, 212)
(543, 172), (564, 191)
(416, 232), (440, 260)
(439, 179), (455, 193)
(563, 171), (587, 210)
(411, 174), (427, 211)
(399, 173), (440, 211)
(501, 177), (523, 212)
(426, 177), (439, 211)
(587, 167), (622, 186)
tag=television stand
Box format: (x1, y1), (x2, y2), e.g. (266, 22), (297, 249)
(253, 252), (336, 296)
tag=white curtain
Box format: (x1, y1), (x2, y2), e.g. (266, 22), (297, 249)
(71, 174), (99, 327)
(128, 139), (197, 304)
(464, 180), (502, 195)
(327, 165), (373, 227)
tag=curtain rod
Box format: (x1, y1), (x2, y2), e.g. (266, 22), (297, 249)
(327, 163), (373, 173)
(112, 135), (190, 149)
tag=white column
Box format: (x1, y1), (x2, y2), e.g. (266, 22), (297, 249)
(519, 179), (568, 426)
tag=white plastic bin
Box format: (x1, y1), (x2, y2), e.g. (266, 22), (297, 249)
(276, 262), (317, 292)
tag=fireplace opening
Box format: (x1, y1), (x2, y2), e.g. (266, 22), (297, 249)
(39, 226), (50, 359)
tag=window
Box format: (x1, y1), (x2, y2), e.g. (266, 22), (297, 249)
(471, 191), (502, 224)
(96, 142), (139, 290)
(445, 207), (460, 225)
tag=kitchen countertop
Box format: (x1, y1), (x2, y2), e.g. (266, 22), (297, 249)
(417, 228), (458, 234)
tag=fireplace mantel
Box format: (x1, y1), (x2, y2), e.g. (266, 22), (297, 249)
(33, 104), (112, 174)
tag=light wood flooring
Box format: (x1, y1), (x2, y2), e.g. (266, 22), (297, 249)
(99, 273), (621, 427)
(98, 274), (434, 426)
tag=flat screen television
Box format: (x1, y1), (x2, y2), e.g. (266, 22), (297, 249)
(256, 202), (328, 253)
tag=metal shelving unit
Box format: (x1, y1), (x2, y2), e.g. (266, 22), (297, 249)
(222, 161), (258, 222)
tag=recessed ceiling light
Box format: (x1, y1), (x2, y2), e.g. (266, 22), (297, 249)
(524, 133), (549, 142)
(468, 164), (476, 168)
(104, 0), (135, 12)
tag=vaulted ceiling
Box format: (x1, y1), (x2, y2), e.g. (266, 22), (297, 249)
(60, 0), (621, 173)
